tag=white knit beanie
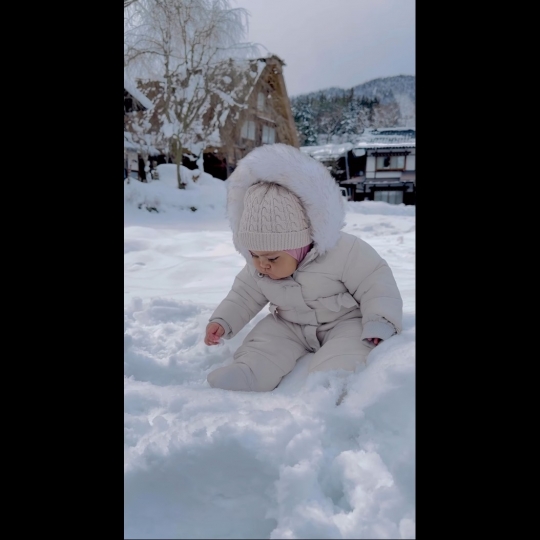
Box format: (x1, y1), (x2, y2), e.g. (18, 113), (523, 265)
(238, 182), (311, 251)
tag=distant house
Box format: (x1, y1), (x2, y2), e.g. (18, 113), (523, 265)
(124, 54), (298, 181)
(301, 127), (416, 206)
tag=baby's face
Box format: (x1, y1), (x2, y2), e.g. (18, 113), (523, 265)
(249, 250), (298, 279)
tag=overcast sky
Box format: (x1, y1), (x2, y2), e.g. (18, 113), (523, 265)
(234, 0), (415, 97)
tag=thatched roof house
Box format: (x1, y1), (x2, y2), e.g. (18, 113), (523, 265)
(124, 55), (299, 179)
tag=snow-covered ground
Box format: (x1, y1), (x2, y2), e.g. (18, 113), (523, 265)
(124, 168), (415, 539)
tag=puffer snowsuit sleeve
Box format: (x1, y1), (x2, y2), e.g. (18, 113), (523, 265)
(209, 265), (268, 339)
(342, 235), (403, 342)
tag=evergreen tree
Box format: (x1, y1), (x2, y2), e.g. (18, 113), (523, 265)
(291, 75), (414, 143)
(292, 97), (317, 146)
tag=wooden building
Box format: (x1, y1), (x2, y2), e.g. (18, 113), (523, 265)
(301, 128), (416, 206)
(124, 55), (298, 181)
(217, 55), (299, 177)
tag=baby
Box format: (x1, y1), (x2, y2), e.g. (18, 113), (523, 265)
(204, 144), (402, 392)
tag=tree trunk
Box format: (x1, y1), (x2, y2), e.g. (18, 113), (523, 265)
(175, 151), (186, 189)
(171, 140), (186, 189)
(196, 153), (205, 178)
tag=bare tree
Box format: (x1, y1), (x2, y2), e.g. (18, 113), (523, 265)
(124, 0), (138, 8)
(124, 0), (258, 188)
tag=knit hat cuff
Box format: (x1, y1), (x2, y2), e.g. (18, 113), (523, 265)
(238, 229), (312, 251)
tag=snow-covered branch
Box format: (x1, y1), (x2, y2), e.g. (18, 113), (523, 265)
(125, 0), (260, 188)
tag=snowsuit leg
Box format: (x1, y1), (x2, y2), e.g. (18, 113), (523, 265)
(207, 314), (308, 392)
(310, 318), (372, 373)
(207, 363), (256, 392)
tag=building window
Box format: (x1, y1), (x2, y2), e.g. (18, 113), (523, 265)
(241, 120), (256, 140)
(374, 190), (404, 205)
(262, 125), (275, 144)
(257, 92), (266, 111)
(376, 155), (405, 170)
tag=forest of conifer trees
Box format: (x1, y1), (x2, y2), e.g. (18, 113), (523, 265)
(291, 75), (415, 146)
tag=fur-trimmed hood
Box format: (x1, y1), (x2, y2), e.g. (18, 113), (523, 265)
(226, 143), (346, 261)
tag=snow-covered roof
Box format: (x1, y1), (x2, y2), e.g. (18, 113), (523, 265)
(355, 127), (416, 146)
(124, 137), (139, 152)
(240, 58), (265, 97)
(301, 127), (415, 159)
(124, 131), (161, 155)
(124, 76), (154, 110)
(124, 55), (287, 151)
(215, 55), (270, 125)
(300, 143), (353, 160)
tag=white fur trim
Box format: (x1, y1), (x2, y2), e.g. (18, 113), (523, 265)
(227, 144), (346, 261)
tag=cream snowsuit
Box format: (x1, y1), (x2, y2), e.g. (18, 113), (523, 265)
(207, 144), (403, 392)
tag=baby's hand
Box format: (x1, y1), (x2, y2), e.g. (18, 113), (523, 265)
(204, 322), (225, 346)
(366, 337), (382, 346)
